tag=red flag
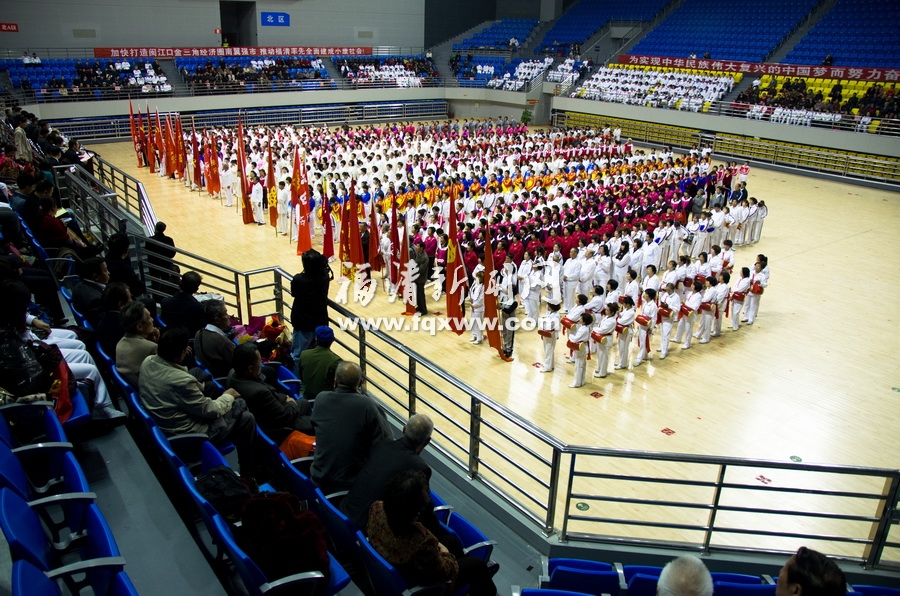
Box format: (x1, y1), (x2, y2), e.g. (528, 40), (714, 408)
(348, 181), (363, 273)
(367, 194), (382, 274)
(174, 115), (186, 179)
(145, 106), (155, 174)
(155, 109), (164, 174)
(164, 114), (176, 178)
(207, 132), (221, 195)
(320, 179), (334, 259)
(293, 147), (312, 255)
(202, 129), (211, 191)
(191, 121), (202, 189)
(266, 141), (278, 227)
(135, 109), (146, 169)
(445, 186), (466, 335)
(128, 101), (141, 167)
(389, 193), (401, 288)
(236, 118), (255, 225)
(481, 225), (504, 357)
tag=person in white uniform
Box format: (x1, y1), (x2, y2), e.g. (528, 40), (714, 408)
(633, 288), (658, 367)
(657, 283), (681, 359)
(730, 267), (751, 330)
(469, 270), (485, 344)
(615, 296), (636, 370)
(591, 303), (617, 378)
(567, 312), (593, 388)
(562, 248), (581, 312)
(539, 300), (561, 372)
(674, 280), (703, 349)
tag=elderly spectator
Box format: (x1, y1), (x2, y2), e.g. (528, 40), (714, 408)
(310, 361), (393, 493)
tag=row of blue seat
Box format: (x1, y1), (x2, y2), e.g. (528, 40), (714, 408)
(529, 557), (900, 596)
(0, 409), (138, 595)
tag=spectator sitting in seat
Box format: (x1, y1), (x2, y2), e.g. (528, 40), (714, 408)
(72, 257), (109, 325)
(227, 342), (314, 458)
(0, 280), (124, 419)
(774, 547), (845, 596)
(298, 325), (342, 400)
(341, 414), (440, 532)
(116, 300), (159, 388)
(310, 361), (393, 493)
(139, 326), (264, 477)
(657, 555), (713, 596)
(367, 469), (498, 596)
(95, 281), (132, 357)
(160, 270), (205, 334)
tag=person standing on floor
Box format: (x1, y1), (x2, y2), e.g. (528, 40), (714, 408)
(538, 299), (561, 372)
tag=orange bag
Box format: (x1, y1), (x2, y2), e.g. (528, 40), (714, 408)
(279, 431), (316, 459)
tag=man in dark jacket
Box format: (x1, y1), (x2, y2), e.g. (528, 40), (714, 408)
(227, 342), (313, 445)
(310, 361), (392, 493)
(290, 249), (332, 375)
(340, 413), (433, 531)
(160, 271), (205, 335)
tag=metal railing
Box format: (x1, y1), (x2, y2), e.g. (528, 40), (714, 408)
(13, 76), (452, 104)
(554, 110), (900, 184)
(113, 229), (900, 567)
(562, 447), (900, 566)
(52, 165), (129, 240)
(51, 101), (450, 142)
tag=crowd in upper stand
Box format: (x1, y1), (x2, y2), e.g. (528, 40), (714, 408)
(3, 57), (172, 98)
(333, 55), (440, 88)
(176, 55), (327, 88)
(736, 77), (898, 121)
(571, 66), (736, 111)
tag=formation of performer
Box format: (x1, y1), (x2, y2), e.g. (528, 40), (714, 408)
(150, 117), (771, 382)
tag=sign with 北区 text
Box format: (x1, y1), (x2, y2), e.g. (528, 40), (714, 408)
(261, 12), (290, 27)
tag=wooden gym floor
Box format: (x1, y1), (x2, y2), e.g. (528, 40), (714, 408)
(99, 138), (900, 555)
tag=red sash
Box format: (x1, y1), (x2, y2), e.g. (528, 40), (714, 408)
(751, 282), (764, 295)
(635, 314), (652, 327)
(538, 329), (553, 338)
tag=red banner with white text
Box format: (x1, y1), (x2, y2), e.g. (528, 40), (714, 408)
(93, 46), (373, 59)
(617, 54), (900, 82)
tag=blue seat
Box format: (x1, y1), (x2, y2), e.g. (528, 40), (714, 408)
(445, 511), (496, 560)
(315, 487), (362, 561)
(0, 444), (94, 548)
(354, 529), (447, 596)
(713, 582), (777, 596)
(274, 364), (302, 397)
(210, 513), (350, 596)
(12, 558), (139, 596)
(0, 488), (125, 594)
(0, 407), (67, 448)
(0, 417), (74, 496)
(523, 590), (595, 596)
(711, 573), (763, 584)
(622, 565), (662, 581)
(852, 587), (900, 596)
(627, 573), (660, 596)
(542, 558), (619, 596)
